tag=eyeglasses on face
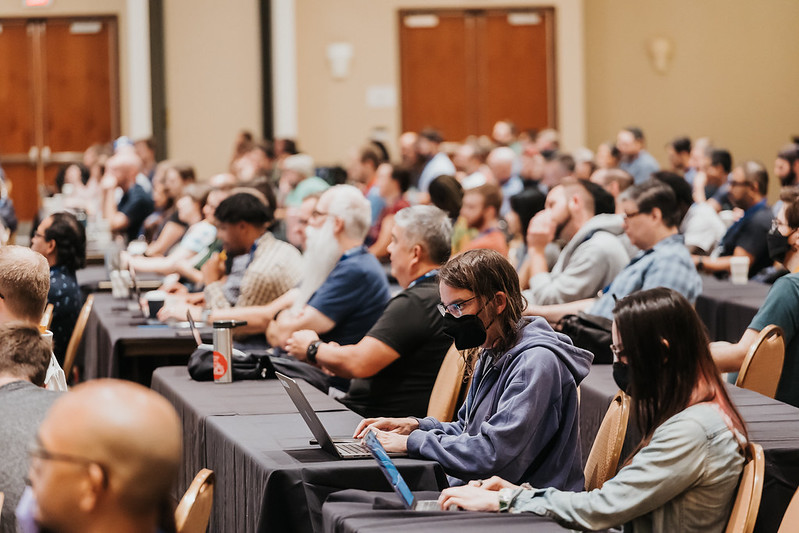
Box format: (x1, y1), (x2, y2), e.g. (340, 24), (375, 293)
(437, 295), (478, 318)
(620, 210), (644, 221)
(27, 441), (108, 488)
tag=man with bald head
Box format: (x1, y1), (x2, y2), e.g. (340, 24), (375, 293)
(23, 379), (182, 533)
(102, 151), (154, 242)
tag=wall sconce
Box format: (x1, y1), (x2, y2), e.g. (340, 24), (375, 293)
(647, 36), (673, 75)
(326, 42), (353, 80)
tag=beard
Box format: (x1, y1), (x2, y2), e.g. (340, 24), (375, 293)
(291, 218), (342, 312)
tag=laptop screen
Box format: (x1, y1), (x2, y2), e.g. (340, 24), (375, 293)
(363, 430), (415, 509)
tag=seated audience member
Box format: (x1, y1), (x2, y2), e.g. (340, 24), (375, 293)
(653, 171), (726, 255)
(366, 165), (411, 260)
(453, 184), (508, 256)
(0, 246), (66, 390)
(286, 206), (453, 417)
(520, 179), (629, 305)
(428, 175), (463, 223)
(506, 188), (546, 271)
(541, 152), (575, 190)
(595, 141), (620, 170)
(158, 192), (302, 327)
(772, 144), (799, 215)
(354, 249), (592, 488)
(144, 163), (196, 257)
(21, 379), (181, 533)
(267, 185), (391, 349)
(525, 180), (702, 322)
(348, 143), (385, 222)
(30, 212), (87, 363)
(278, 153), (329, 211)
(285, 193), (319, 252)
(416, 128), (456, 196)
(616, 126), (660, 184)
(440, 288), (746, 533)
(140, 164), (173, 243)
(696, 148), (733, 208)
(486, 147), (523, 216)
(590, 168), (634, 203)
(0, 323), (59, 533)
(712, 188), (799, 407)
(101, 151), (154, 242)
(666, 136), (692, 175)
(694, 161), (772, 278)
(453, 140), (491, 189)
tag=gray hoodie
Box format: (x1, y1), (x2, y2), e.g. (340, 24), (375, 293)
(407, 317), (593, 489)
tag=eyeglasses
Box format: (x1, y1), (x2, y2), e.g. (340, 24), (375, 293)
(610, 343), (624, 359)
(28, 440), (107, 480)
(32, 231), (45, 239)
(728, 180), (749, 188)
(771, 219), (793, 232)
(437, 296), (478, 318)
(620, 210), (643, 221)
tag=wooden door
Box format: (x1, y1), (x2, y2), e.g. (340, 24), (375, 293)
(399, 9), (555, 142)
(0, 17), (118, 223)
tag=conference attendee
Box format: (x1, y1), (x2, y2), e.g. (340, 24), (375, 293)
(505, 188), (546, 271)
(486, 147), (523, 216)
(453, 184), (508, 256)
(453, 140), (491, 189)
(439, 288), (746, 533)
(101, 151), (154, 243)
(695, 148), (732, 207)
(285, 205), (453, 417)
(157, 192), (302, 328)
(133, 136), (158, 181)
(693, 161), (772, 278)
(22, 379), (182, 533)
(30, 212), (87, 363)
(0, 245), (66, 391)
(0, 323), (59, 533)
(416, 128), (456, 195)
(267, 184), (391, 349)
(666, 136), (692, 175)
(590, 168), (634, 203)
(521, 179), (629, 305)
(653, 171), (726, 256)
(366, 165), (410, 260)
(617, 126), (660, 184)
(277, 153), (329, 210)
(711, 188), (799, 407)
(772, 144), (799, 215)
(354, 249), (592, 488)
(595, 141), (620, 170)
(144, 163), (196, 257)
(525, 180), (702, 322)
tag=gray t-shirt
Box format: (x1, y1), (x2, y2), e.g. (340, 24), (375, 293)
(0, 381), (59, 533)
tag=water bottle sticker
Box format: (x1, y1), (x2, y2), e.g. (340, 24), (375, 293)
(213, 351), (228, 379)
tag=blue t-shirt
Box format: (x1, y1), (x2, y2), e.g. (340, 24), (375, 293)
(118, 183), (154, 242)
(307, 246), (391, 345)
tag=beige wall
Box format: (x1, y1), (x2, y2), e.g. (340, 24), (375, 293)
(294, 0), (585, 166)
(163, 0), (262, 178)
(584, 0), (799, 199)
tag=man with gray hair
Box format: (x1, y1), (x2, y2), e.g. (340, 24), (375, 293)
(486, 146), (523, 216)
(286, 205), (453, 417)
(279, 153), (330, 209)
(267, 184), (391, 355)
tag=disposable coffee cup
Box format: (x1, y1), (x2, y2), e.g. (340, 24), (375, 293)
(144, 290), (167, 318)
(729, 256), (750, 285)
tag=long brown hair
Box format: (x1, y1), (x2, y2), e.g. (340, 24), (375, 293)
(613, 288), (747, 445)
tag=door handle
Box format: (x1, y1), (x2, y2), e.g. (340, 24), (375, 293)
(28, 146), (39, 163)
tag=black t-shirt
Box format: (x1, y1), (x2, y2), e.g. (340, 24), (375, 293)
(720, 202), (773, 277)
(340, 275), (452, 418)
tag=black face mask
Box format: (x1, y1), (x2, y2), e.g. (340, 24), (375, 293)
(612, 361), (630, 394)
(767, 226), (793, 264)
(442, 313), (487, 350)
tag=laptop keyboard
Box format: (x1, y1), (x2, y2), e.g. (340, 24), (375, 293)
(336, 442), (369, 457)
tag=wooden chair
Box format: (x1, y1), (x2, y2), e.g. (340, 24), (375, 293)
(736, 325), (785, 398)
(63, 294), (94, 378)
(426, 343), (470, 422)
(777, 485), (799, 533)
(40, 303), (54, 330)
(583, 389), (631, 491)
(725, 442), (764, 533)
(175, 469), (215, 533)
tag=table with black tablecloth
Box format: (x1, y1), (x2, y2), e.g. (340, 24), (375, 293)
(151, 366), (446, 533)
(695, 275), (771, 342)
(83, 292), (204, 383)
(580, 365), (799, 533)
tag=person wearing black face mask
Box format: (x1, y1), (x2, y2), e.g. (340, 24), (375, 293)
(712, 187), (799, 408)
(353, 249), (593, 490)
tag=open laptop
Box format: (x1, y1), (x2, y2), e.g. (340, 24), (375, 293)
(363, 430), (451, 511)
(275, 371), (404, 460)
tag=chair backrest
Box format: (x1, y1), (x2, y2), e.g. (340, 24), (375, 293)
(725, 442), (764, 533)
(736, 325), (785, 398)
(175, 469), (215, 533)
(63, 294), (94, 378)
(427, 343), (468, 422)
(778, 485), (799, 533)
(40, 303), (54, 329)
(584, 389), (631, 491)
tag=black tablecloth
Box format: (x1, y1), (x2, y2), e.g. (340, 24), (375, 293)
(83, 293), (201, 382)
(580, 365), (799, 532)
(204, 412), (446, 533)
(322, 491), (575, 533)
(151, 366), (348, 497)
(695, 275), (771, 342)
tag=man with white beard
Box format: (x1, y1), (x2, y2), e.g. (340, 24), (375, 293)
(266, 185), (391, 351)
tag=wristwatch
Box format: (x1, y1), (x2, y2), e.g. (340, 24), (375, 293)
(306, 340), (323, 364)
(697, 256), (704, 272)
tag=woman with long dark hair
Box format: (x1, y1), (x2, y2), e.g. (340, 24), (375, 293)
(439, 287), (747, 532)
(354, 249), (593, 490)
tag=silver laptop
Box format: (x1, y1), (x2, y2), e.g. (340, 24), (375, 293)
(276, 371), (395, 459)
(363, 430), (448, 511)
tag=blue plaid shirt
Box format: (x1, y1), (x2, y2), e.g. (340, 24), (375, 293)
(588, 233), (702, 319)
